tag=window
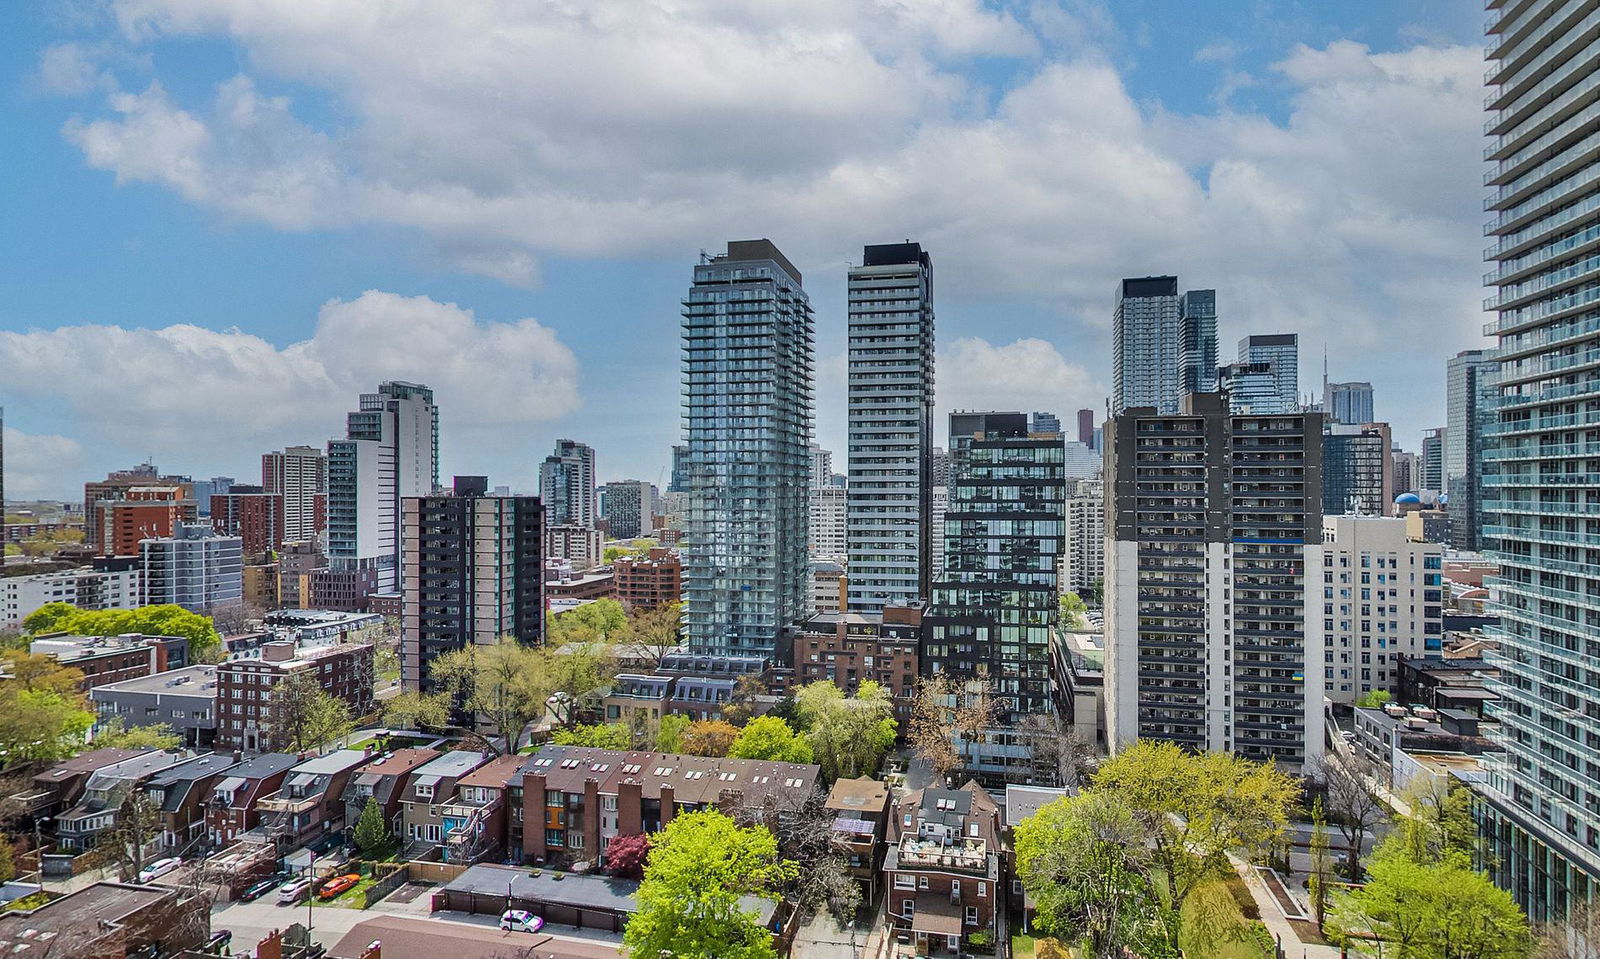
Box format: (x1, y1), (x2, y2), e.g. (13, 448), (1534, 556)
(965, 906), (979, 926)
(894, 875), (916, 890)
(903, 899), (915, 918)
(918, 875), (929, 890)
(978, 882), (987, 898)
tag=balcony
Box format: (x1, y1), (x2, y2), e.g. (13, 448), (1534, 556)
(893, 835), (989, 873)
(257, 792), (321, 815)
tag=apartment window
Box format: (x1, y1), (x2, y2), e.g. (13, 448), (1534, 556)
(918, 875), (929, 890)
(965, 906), (979, 926)
(903, 899), (915, 919)
(978, 882), (987, 898)
(894, 875), (916, 890)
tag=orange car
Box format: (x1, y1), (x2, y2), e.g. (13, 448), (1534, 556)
(317, 873), (362, 900)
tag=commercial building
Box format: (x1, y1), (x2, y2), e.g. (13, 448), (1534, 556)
(927, 412), (1065, 731)
(1478, 0), (1600, 917)
(1076, 409), (1095, 446)
(1323, 381), (1375, 426)
(1323, 423), (1394, 517)
(210, 485), (284, 557)
(400, 477), (543, 692)
(1060, 481), (1104, 596)
(262, 445), (327, 544)
(809, 485), (847, 563)
(1104, 392), (1324, 770)
(539, 439), (597, 529)
(1319, 517), (1444, 706)
(1446, 349), (1497, 550)
(326, 380), (439, 599)
(613, 547), (683, 610)
(1112, 276), (1217, 415)
(847, 242), (936, 612)
(680, 240), (814, 657)
(0, 558), (141, 629)
(1236, 333), (1300, 414)
(139, 523), (243, 612)
(601, 479), (657, 540)
(545, 523), (604, 571)
(28, 632), (187, 689)
(89, 663), (219, 748)
(215, 640), (375, 752)
(1420, 427), (1445, 492)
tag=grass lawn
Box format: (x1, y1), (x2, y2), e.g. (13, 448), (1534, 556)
(1011, 933), (1037, 958)
(313, 876), (376, 909)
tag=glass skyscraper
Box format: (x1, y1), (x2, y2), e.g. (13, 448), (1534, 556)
(1113, 276), (1217, 414)
(1238, 333), (1300, 414)
(1480, 0), (1600, 919)
(847, 242), (935, 612)
(680, 240), (814, 656)
(1322, 381), (1375, 425)
(1445, 350), (1495, 550)
(539, 439), (597, 529)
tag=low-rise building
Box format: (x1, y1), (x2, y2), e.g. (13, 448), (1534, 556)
(397, 751), (493, 856)
(255, 750), (372, 850)
(342, 747), (440, 841)
(1352, 703), (1501, 770)
(260, 608), (383, 644)
(29, 632), (189, 690)
(884, 783), (1005, 955)
(54, 751), (200, 852)
(545, 568), (617, 605)
(204, 752), (298, 847)
(1398, 656), (1499, 718)
(90, 664), (219, 748)
(0, 558), (141, 630)
(791, 609), (921, 724)
(144, 752), (237, 851)
(0, 881), (208, 958)
(613, 547), (683, 609)
(215, 640), (375, 752)
(827, 777), (891, 901)
(8, 748), (155, 822)
(443, 753), (527, 864)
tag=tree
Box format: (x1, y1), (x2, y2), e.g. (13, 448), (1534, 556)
(621, 601), (682, 668)
(1018, 713), (1096, 788)
(1059, 591), (1088, 629)
(656, 713), (690, 753)
(353, 797), (389, 856)
(552, 723), (632, 749)
(1537, 900), (1600, 959)
(681, 719), (739, 757)
(93, 787), (161, 881)
(21, 602), (78, 635)
(725, 788), (857, 922)
(272, 671), (352, 753)
(1309, 796), (1332, 929)
(382, 690), (452, 733)
(908, 676), (961, 781)
(93, 718), (181, 751)
(431, 638), (553, 753)
(0, 687), (93, 765)
(1397, 778), (1478, 864)
(1015, 792), (1167, 959)
(728, 716), (813, 764)
(22, 604), (222, 661)
(1356, 689), (1394, 708)
(1092, 740), (1298, 916)
(3, 649), (84, 696)
(623, 809), (796, 959)
(543, 641), (617, 728)
(1328, 848), (1531, 959)
(723, 672), (767, 727)
(606, 831), (650, 878)
(547, 599), (628, 645)
(796, 681), (896, 782)
(1318, 752), (1388, 881)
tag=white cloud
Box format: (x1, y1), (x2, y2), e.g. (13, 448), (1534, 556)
(941, 337), (1101, 418)
(0, 291), (579, 490)
(3, 427), (86, 502)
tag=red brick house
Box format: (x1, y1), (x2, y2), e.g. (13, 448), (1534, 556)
(884, 782), (1005, 955)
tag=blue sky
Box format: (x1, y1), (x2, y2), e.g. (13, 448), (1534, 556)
(0, 0), (1483, 500)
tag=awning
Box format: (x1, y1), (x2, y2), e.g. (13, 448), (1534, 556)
(911, 903), (962, 936)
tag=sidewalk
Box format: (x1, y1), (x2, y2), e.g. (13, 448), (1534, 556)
(1229, 855), (1340, 959)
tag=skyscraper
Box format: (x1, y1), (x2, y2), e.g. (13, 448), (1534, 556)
(1104, 393), (1324, 770)
(1238, 334), (1300, 414)
(1319, 516), (1442, 707)
(401, 476), (543, 692)
(1323, 381), (1375, 425)
(847, 242), (935, 612)
(1479, 1), (1600, 916)
(1077, 409), (1096, 447)
(601, 479), (657, 539)
(1322, 422), (1394, 517)
(1420, 428), (1445, 493)
(1030, 411), (1061, 434)
(680, 240), (814, 656)
(539, 439), (597, 529)
(262, 445), (327, 543)
(809, 444), (833, 488)
(1445, 350), (1496, 551)
(326, 380), (439, 597)
(1113, 276), (1216, 414)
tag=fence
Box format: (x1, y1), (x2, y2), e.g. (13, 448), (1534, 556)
(360, 862), (411, 909)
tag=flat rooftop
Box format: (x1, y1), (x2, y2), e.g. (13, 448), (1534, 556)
(91, 664), (217, 695)
(0, 882), (170, 947)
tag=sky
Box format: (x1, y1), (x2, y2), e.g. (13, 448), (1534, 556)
(0, 0), (1486, 501)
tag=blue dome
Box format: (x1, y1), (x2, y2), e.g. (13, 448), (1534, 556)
(1438, 493), (1448, 505)
(1396, 492), (1422, 505)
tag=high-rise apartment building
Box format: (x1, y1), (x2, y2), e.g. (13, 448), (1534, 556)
(1420, 428), (1445, 493)
(668, 444), (690, 494)
(1323, 423), (1394, 517)
(1061, 481), (1104, 596)
(539, 440), (597, 529)
(926, 412), (1065, 724)
(809, 444), (834, 488)
(1479, 1), (1600, 916)
(190, 477), (233, 517)
(326, 381), (439, 598)
(210, 486), (284, 557)
(140, 524), (243, 613)
(545, 524), (604, 572)
(1319, 516), (1443, 706)
(400, 476), (543, 692)
(84, 465), (194, 551)
(262, 445), (327, 543)
(809, 485), (847, 564)
(1237, 334), (1300, 414)
(847, 242), (935, 613)
(601, 479), (657, 540)
(1113, 276), (1217, 414)
(1323, 381), (1375, 425)
(101, 487), (190, 557)
(680, 240), (814, 656)
(1392, 450), (1418, 496)
(1104, 393), (1324, 770)
(1446, 350), (1497, 551)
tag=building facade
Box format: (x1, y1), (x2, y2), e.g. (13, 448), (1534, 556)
(1478, 0), (1600, 918)
(83, 465), (194, 551)
(400, 478), (543, 692)
(215, 641), (375, 752)
(680, 240), (814, 657)
(601, 479), (657, 540)
(1420, 427), (1445, 492)
(809, 485), (847, 564)
(210, 486), (284, 557)
(847, 242), (935, 612)
(1446, 349), (1497, 551)
(545, 523), (605, 572)
(1237, 333), (1300, 414)
(1061, 482), (1105, 596)
(1104, 393), (1325, 770)
(0, 558), (140, 629)
(139, 524), (243, 612)
(1323, 381), (1375, 425)
(539, 440), (597, 529)
(262, 445), (327, 544)
(1323, 423), (1395, 517)
(1113, 276), (1183, 414)
(612, 547), (683, 610)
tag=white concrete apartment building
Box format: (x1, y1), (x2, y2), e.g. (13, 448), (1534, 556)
(1319, 516), (1443, 706)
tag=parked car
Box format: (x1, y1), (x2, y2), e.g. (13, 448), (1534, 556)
(204, 930), (233, 954)
(317, 873), (362, 900)
(499, 909), (545, 933)
(239, 877), (280, 902)
(138, 857), (182, 883)
(277, 877), (315, 904)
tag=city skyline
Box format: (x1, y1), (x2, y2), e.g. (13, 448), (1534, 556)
(0, 2), (1483, 500)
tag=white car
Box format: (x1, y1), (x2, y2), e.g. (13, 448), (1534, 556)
(500, 909), (545, 933)
(138, 857), (182, 883)
(277, 877), (315, 904)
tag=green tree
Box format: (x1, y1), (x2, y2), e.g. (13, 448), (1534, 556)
(1310, 796), (1332, 929)
(622, 601), (682, 668)
(271, 671), (352, 753)
(0, 687), (93, 765)
(552, 723), (632, 749)
(681, 719), (739, 757)
(1396, 779), (1478, 864)
(353, 797), (389, 856)
(1015, 792), (1169, 959)
(547, 599), (628, 645)
(431, 638), (554, 753)
(656, 713), (690, 753)
(796, 680), (896, 781)
(93, 787), (161, 881)
(623, 809), (795, 959)
(543, 641), (618, 728)
(21, 602), (78, 635)
(1059, 591), (1088, 629)
(382, 690), (452, 733)
(1329, 848), (1531, 959)
(1092, 740), (1298, 916)
(728, 716), (813, 764)
(94, 718), (182, 751)
(22, 604), (222, 661)
(1356, 689), (1394, 708)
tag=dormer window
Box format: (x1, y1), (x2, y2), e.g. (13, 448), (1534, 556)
(968, 822), (978, 838)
